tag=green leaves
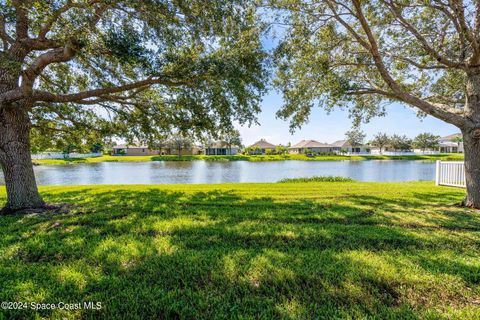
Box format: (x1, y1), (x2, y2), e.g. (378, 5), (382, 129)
(389, 134), (412, 152)
(269, 0), (470, 130)
(345, 129), (366, 148)
(103, 28), (152, 69)
(412, 133), (440, 151)
(4, 1), (268, 151)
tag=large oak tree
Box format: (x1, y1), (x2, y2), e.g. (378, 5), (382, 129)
(271, 0), (480, 207)
(0, 0), (267, 213)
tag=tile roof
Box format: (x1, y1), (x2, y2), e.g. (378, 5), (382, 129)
(440, 133), (462, 141)
(113, 144), (148, 149)
(330, 140), (349, 147)
(290, 139), (331, 148)
(248, 139), (277, 149)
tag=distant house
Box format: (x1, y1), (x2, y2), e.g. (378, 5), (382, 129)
(247, 139), (277, 155)
(112, 145), (159, 156)
(439, 133), (463, 153)
(289, 140), (333, 155)
(164, 145), (201, 156)
(331, 140), (371, 154)
(113, 144), (200, 156)
(204, 141), (239, 155)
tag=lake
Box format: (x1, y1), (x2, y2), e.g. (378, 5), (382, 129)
(0, 160), (436, 185)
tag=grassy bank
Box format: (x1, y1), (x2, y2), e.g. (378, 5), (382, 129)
(0, 181), (479, 319)
(34, 153), (465, 165)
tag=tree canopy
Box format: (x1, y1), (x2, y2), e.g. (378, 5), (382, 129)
(412, 132), (440, 151)
(270, 0), (476, 129)
(370, 132), (390, 153)
(220, 128), (243, 149)
(1, 0), (268, 143)
(389, 134), (412, 152)
(345, 129), (365, 147)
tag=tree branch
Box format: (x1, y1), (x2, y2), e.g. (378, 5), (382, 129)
(382, 0), (464, 68)
(33, 77), (198, 104)
(475, 0), (480, 36)
(325, 1), (371, 50)
(12, 0), (28, 39)
(38, 0), (105, 39)
(345, 88), (463, 116)
(0, 88), (26, 105)
(0, 14), (13, 49)
(21, 38), (62, 51)
(424, 94), (465, 106)
(450, 0), (480, 62)
(382, 51), (448, 70)
(345, 88), (397, 98)
(350, 0), (467, 128)
(21, 41), (80, 91)
(428, 2), (467, 50)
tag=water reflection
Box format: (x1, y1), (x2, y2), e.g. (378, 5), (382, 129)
(0, 160), (436, 186)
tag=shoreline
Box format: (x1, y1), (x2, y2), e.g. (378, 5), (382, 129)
(33, 153), (465, 165)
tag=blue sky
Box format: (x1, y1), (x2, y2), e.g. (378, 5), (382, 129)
(236, 91), (459, 146)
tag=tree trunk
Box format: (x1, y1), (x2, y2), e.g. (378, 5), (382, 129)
(462, 128), (480, 208)
(463, 68), (480, 208)
(0, 106), (44, 213)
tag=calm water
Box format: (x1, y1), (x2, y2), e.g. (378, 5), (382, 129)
(0, 160), (435, 185)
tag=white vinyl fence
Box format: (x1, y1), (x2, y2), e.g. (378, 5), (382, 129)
(435, 160), (466, 188)
(31, 152), (102, 160)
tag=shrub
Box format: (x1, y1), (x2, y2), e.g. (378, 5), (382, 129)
(278, 176), (355, 183)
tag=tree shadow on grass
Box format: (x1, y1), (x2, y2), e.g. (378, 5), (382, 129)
(0, 187), (479, 319)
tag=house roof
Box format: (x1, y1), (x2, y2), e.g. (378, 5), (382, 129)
(249, 139), (276, 149)
(113, 144), (148, 149)
(211, 141), (227, 148)
(330, 140), (349, 147)
(330, 140), (370, 148)
(114, 144), (201, 150)
(439, 141), (459, 147)
(290, 140), (331, 149)
(440, 133), (462, 142)
(206, 141), (240, 148)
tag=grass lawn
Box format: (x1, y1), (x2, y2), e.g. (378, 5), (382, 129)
(34, 153), (465, 165)
(0, 181), (479, 319)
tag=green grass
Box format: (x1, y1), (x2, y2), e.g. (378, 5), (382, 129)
(34, 153), (465, 165)
(34, 155), (157, 164)
(242, 153), (465, 162)
(1, 181), (479, 319)
(278, 176), (355, 183)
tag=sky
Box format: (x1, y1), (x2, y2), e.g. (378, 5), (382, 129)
(235, 92), (459, 146)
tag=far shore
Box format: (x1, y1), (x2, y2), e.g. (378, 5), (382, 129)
(33, 153), (465, 165)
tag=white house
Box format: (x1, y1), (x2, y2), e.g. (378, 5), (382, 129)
(330, 140), (371, 154)
(439, 133), (463, 153)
